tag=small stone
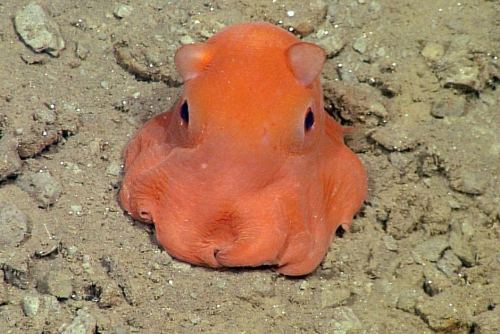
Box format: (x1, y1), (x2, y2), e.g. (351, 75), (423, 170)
(437, 250), (462, 277)
(22, 295), (40, 316)
(294, 22), (315, 36)
(396, 290), (423, 312)
(320, 286), (351, 308)
(179, 35), (195, 45)
(423, 266), (453, 296)
(370, 126), (418, 152)
(0, 136), (22, 181)
(97, 33), (107, 41)
(442, 63), (482, 93)
(2, 262), (30, 289)
(100, 81), (109, 89)
(449, 221), (476, 267)
(37, 271), (73, 299)
(328, 307), (362, 332)
(106, 162), (122, 176)
(252, 276), (275, 297)
(14, 3), (65, 57)
(61, 309), (97, 334)
(152, 251), (172, 267)
(17, 171), (62, 208)
(317, 35), (346, 57)
(421, 42), (445, 62)
(0, 202), (31, 248)
(412, 236), (449, 263)
(449, 168), (489, 195)
(353, 36), (368, 54)
(383, 235), (398, 251)
(171, 261), (191, 272)
(473, 308), (500, 334)
(33, 109), (57, 124)
(113, 4), (133, 19)
(70, 204), (83, 214)
(431, 96), (466, 118)
(75, 42), (90, 60)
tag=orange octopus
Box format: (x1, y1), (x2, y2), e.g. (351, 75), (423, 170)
(119, 23), (367, 276)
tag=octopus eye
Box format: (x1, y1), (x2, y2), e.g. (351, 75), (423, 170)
(180, 101), (189, 124)
(304, 108), (314, 132)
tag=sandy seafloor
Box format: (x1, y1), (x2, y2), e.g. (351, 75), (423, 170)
(0, 1), (498, 333)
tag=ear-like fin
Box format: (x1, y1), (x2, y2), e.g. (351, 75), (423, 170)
(174, 43), (213, 81)
(286, 42), (326, 86)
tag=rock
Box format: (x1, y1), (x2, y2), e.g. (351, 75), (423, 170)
(473, 308), (500, 334)
(317, 34), (346, 57)
(113, 4), (134, 19)
(423, 266), (453, 296)
(421, 42), (445, 62)
(430, 96), (466, 118)
(37, 271), (73, 299)
(33, 109), (57, 124)
(437, 250), (462, 277)
(14, 3), (65, 57)
(320, 286), (351, 308)
(441, 62), (483, 93)
(412, 236), (449, 263)
(449, 168), (489, 195)
(75, 42), (90, 60)
(396, 289), (423, 312)
(17, 171), (62, 208)
(171, 261), (191, 272)
(383, 235), (398, 251)
(252, 276), (275, 297)
(61, 309), (97, 334)
(2, 261), (30, 289)
(22, 295), (40, 316)
(416, 287), (473, 333)
(370, 126), (419, 152)
(17, 129), (61, 158)
(0, 136), (22, 181)
(328, 307), (362, 333)
(0, 202), (31, 248)
(449, 221), (476, 267)
(353, 36), (368, 54)
(106, 162), (122, 176)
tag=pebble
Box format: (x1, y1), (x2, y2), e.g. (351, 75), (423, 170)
(415, 288), (472, 332)
(113, 4), (133, 19)
(179, 35), (195, 45)
(0, 202), (31, 248)
(412, 236), (449, 263)
(423, 266), (453, 296)
(106, 162), (122, 176)
(383, 235), (398, 251)
(0, 136), (22, 181)
(100, 80), (110, 90)
(449, 221), (476, 267)
(75, 42), (90, 60)
(14, 2), (65, 57)
(442, 62), (482, 93)
(37, 271), (73, 299)
(171, 261), (191, 272)
(430, 96), (466, 118)
(61, 309), (97, 334)
(33, 109), (57, 124)
(252, 276), (275, 297)
(437, 250), (462, 277)
(320, 286), (351, 308)
(421, 42), (445, 62)
(22, 295), (40, 316)
(449, 168), (488, 195)
(370, 126), (418, 152)
(2, 261), (30, 289)
(396, 290), (422, 312)
(17, 171), (62, 208)
(328, 307), (362, 333)
(473, 308), (500, 334)
(316, 35), (346, 57)
(352, 36), (368, 54)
